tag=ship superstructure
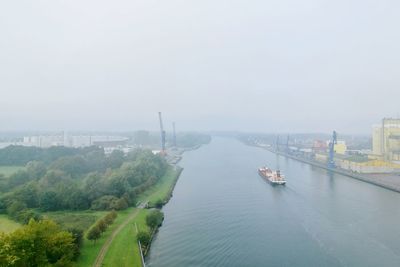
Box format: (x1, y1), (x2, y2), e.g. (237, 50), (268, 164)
(258, 167), (286, 185)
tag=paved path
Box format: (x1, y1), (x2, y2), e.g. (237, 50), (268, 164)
(93, 202), (148, 267)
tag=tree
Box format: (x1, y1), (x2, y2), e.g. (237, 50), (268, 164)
(146, 210), (164, 229)
(50, 155), (88, 176)
(15, 209), (42, 224)
(7, 170), (30, 188)
(137, 231), (151, 247)
(68, 228), (83, 260)
(113, 197), (128, 210)
(85, 150), (106, 172)
(0, 219), (75, 266)
(6, 200), (27, 218)
(87, 225), (101, 244)
(107, 150), (124, 169)
(90, 195), (119, 210)
(154, 199), (164, 208)
(39, 191), (60, 211)
(26, 160), (47, 179)
(104, 211), (117, 225)
(97, 219), (108, 233)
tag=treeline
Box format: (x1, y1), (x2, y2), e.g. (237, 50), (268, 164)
(0, 145), (103, 166)
(0, 147), (168, 223)
(86, 211), (117, 243)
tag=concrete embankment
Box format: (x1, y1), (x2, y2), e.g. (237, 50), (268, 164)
(257, 145), (400, 194)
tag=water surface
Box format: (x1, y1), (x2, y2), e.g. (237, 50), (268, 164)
(147, 137), (400, 267)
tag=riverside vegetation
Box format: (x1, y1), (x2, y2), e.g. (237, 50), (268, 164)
(0, 145), (168, 266)
(0, 133), (210, 266)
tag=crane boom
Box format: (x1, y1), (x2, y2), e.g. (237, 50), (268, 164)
(158, 112), (166, 152)
(172, 122), (177, 147)
(286, 135), (290, 154)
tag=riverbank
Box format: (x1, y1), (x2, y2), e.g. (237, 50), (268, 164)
(76, 144), (205, 266)
(248, 142), (400, 193)
(80, 143), (207, 266)
(92, 167), (183, 267)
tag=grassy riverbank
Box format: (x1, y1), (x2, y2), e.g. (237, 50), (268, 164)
(138, 166), (183, 207)
(102, 209), (150, 266)
(77, 166), (182, 266)
(77, 208), (135, 266)
(0, 165), (183, 266)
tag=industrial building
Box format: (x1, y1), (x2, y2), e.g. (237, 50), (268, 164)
(22, 134), (128, 148)
(372, 118), (400, 162)
(312, 140), (347, 155)
(23, 135), (64, 147)
(334, 141), (347, 155)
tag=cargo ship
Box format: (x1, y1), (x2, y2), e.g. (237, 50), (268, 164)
(258, 167), (286, 185)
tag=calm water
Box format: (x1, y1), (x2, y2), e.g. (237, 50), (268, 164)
(147, 137), (400, 267)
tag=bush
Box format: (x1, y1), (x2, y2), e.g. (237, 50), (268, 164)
(6, 201), (26, 218)
(97, 219), (108, 233)
(113, 198), (129, 210)
(145, 210), (164, 230)
(39, 191), (60, 211)
(15, 209), (42, 224)
(68, 228), (83, 260)
(86, 225), (101, 244)
(137, 231), (151, 247)
(90, 195), (119, 211)
(154, 199), (164, 208)
(104, 211), (117, 225)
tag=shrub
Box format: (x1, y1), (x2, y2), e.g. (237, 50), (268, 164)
(97, 219), (108, 233)
(86, 225), (101, 244)
(154, 199), (164, 208)
(104, 211), (117, 225)
(145, 210), (164, 230)
(137, 231), (150, 247)
(68, 228), (83, 260)
(90, 195), (119, 211)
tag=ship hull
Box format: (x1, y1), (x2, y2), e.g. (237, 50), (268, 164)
(258, 169), (286, 185)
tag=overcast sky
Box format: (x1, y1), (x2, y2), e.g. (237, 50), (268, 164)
(0, 0), (399, 134)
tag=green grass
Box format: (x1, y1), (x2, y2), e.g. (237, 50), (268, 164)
(138, 167), (181, 206)
(43, 210), (106, 231)
(102, 209), (150, 267)
(0, 215), (21, 233)
(0, 166), (25, 177)
(76, 208), (135, 267)
(76, 167), (182, 266)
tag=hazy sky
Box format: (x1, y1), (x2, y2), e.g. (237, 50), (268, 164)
(1, 0), (399, 133)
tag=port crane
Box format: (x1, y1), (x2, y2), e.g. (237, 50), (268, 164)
(286, 135), (290, 154)
(172, 122), (177, 147)
(276, 135), (280, 152)
(158, 112), (166, 155)
(328, 131), (337, 168)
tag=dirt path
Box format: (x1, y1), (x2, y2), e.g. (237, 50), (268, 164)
(93, 202), (147, 267)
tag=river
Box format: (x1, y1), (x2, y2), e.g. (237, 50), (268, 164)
(147, 137), (400, 267)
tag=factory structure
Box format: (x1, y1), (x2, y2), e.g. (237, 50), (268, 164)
(270, 118), (400, 174)
(21, 134), (129, 149)
(312, 118), (400, 174)
(372, 118), (400, 162)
